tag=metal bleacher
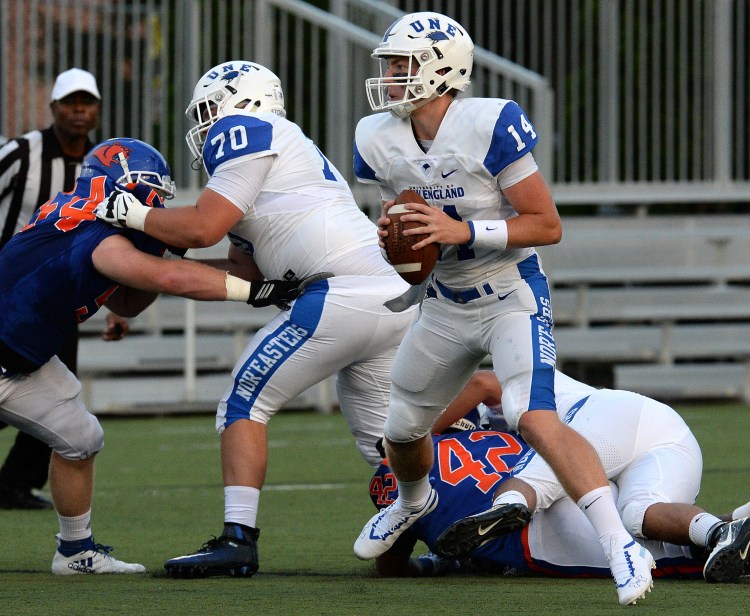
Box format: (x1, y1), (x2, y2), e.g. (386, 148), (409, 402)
(538, 214), (750, 402)
(46, 1), (748, 411)
(77, 213), (750, 415)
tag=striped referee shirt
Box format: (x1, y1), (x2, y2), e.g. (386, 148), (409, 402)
(0, 126), (93, 247)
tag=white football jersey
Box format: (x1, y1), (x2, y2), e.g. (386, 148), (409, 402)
(202, 112), (394, 281)
(354, 98), (542, 288)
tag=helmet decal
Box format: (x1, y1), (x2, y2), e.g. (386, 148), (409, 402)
(90, 142), (131, 168)
(427, 31), (450, 42)
(81, 138), (175, 200)
(222, 70), (240, 82)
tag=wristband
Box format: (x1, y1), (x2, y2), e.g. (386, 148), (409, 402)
(468, 220), (508, 251)
(126, 200), (151, 232)
(225, 273), (252, 302)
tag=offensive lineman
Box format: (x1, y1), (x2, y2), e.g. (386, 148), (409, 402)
(351, 11), (655, 605)
(94, 61), (417, 577)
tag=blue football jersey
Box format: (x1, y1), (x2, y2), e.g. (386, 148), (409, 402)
(0, 176), (167, 368)
(369, 426), (703, 579)
(369, 429), (530, 569)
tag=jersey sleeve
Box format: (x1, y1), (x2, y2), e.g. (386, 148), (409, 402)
(202, 115), (276, 177)
(483, 101), (539, 177)
(353, 138), (380, 183)
(205, 154), (274, 215)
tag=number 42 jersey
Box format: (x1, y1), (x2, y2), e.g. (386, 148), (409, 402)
(369, 429), (529, 550)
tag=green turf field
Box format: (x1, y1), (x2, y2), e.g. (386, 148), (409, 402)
(0, 403), (747, 615)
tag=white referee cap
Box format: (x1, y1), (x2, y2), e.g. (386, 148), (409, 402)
(51, 68), (101, 102)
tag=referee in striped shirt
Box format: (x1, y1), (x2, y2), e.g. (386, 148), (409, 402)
(0, 68), (102, 509)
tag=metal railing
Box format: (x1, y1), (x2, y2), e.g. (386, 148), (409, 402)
(391, 0), (750, 206)
(2, 0), (748, 409)
(250, 0), (553, 211)
(2, 0), (746, 208)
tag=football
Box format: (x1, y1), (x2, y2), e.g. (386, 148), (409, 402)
(383, 189), (440, 285)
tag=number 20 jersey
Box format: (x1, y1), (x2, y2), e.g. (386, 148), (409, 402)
(354, 98), (541, 289)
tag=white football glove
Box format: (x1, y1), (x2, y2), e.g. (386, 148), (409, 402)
(93, 190), (150, 231)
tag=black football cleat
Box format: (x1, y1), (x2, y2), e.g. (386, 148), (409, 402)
(703, 517), (750, 583)
(164, 524), (259, 578)
(434, 503), (531, 558)
(0, 485), (54, 510)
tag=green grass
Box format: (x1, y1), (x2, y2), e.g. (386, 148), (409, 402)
(0, 404), (748, 615)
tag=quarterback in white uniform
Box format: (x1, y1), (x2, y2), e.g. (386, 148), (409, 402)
(95, 61), (416, 578)
(351, 11), (655, 605)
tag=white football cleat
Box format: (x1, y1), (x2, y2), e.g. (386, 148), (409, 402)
(608, 538), (655, 605)
(52, 535), (146, 575)
(354, 490), (438, 560)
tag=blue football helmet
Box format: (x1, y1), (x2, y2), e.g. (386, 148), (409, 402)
(81, 138), (176, 199)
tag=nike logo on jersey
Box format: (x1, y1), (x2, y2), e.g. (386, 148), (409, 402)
(441, 169), (458, 178)
(583, 495), (603, 510)
(497, 291), (515, 301)
(739, 540), (750, 561)
(477, 519), (504, 536)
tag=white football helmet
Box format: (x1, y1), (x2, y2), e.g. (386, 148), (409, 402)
(185, 60), (285, 161)
(366, 12), (474, 118)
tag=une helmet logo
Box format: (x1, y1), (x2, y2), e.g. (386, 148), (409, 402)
(221, 70), (240, 82)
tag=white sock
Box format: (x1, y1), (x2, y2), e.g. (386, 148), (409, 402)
(58, 510), (92, 542)
(577, 486), (630, 557)
(224, 486), (261, 528)
(732, 501), (750, 520)
(492, 490), (529, 509)
(397, 476), (432, 510)
(689, 512), (724, 547)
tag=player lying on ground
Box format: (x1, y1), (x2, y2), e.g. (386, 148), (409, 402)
(367, 371), (750, 582)
(0, 138), (319, 575)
